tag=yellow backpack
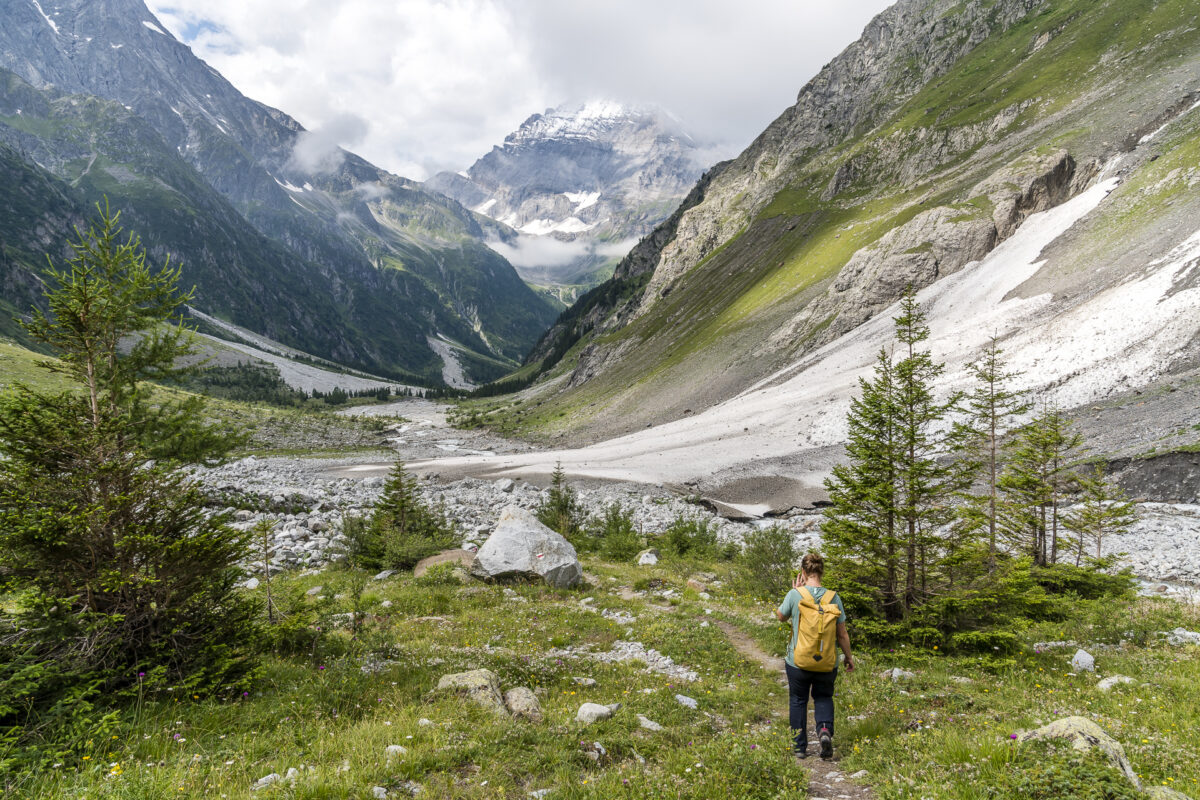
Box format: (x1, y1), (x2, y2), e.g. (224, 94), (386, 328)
(793, 587), (841, 672)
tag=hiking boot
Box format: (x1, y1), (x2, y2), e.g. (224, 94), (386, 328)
(818, 729), (833, 760)
(794, 749), (809, 760)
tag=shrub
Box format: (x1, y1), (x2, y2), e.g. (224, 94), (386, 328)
(591, 503), (642, 561)
(736, 526), (798, 599)
(536, 462), (583, 542)
(1030, 560), (1136, 600)
(987, 740), (1142, 799)
(660, 514), (720, 558)
(345, 462), (456, 571)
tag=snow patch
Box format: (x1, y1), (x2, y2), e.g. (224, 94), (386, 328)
(473, 198), (498, 215)
(30, 0), (59, 34)
(564, 191), (601, 211)
(111, 43), (124, 50)
(274, 177), (305, 193)
(1139, 98), (1200, 145)
(142, 20), (169, 36)
(303, 182), (314, 191)
(519, 217), (595, 236)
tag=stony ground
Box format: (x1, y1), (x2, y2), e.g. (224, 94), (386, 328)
(191, 400), (1200, 594)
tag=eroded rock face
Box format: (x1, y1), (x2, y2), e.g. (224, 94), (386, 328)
(766, 149), (1077, 354)
(1018, 716), (1140, 788)
(470, 507), (582, 589)
(434, 669), (507, 715)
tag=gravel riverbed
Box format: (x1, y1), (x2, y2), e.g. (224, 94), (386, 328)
(190, 402), (1200, 597)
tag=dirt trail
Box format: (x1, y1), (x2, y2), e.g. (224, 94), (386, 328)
(712, 619), (875, 800)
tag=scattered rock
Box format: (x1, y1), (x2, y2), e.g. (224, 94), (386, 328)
(418, 718), (433, 727)
(576, 703), (618, 724)
(637, 549), (659, 566)
(1165, 627), (1200, 645)
(879, 668), (915, 682)
(849, 769), (869, 779)
(949, 676), (973, 685)
(380, 600), (393, 609)
(385, 745), (407, 759)
(1018, 716), (1139, 787)
(372, 787), (389, 799)
(637, 714), (664, 731)
(686, 578), (707, 592)
(1071, 649), (1096, 672)
(413, 549), (475, 578)
(470, 507), (582, 589)
(241, 577), (260, 590)
(251, 773), (282, 791)
(504, 687), (543, 722)
(572, 677), (597, 687)
(373, 570), (397, 581)
(674, 694), (699, 709)
(305, 585), (323, 596)
(1097, 675), (1136, 692)
(496, 478), (515, 493)
(556, 640), (700, 682)
(434, 669), (507, 715)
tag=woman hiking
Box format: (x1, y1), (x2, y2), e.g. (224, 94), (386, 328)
(775, 552), (855, 760)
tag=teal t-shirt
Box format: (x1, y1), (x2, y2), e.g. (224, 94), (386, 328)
(778, 586), (846, 668)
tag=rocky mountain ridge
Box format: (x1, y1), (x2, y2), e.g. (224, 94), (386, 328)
(0, 0), (556, 385)
(501, 0), (1200, 461)
(426, 101), (705, 292)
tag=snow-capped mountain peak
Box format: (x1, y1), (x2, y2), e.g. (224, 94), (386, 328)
(427, 100), (709, 289)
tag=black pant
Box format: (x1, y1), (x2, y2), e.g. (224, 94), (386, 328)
(785, 662), (837, 752)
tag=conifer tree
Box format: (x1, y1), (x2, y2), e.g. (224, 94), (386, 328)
(823, 290), (962, 618)
(892, 290), (963, 608)
(998, 403), (1082, 566)
(537, 462), (582, 540)
(954, 337), (1030, 566)
(348, 461), (455, 569)
(1065, 464), (1136, 565)
(0, 205), (255, 714)
(822, 347), (904, 619)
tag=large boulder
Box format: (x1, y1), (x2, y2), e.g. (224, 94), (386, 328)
(471, 507), (582, 589)
(434, 669), (507, 715)
(1018, 716), (1139, 788)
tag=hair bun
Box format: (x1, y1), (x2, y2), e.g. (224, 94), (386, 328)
(800, 552), (825, 577)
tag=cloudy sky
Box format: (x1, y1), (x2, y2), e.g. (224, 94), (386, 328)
(148, 0), (895, 181)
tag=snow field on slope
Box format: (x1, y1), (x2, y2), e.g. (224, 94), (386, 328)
(417, 168), (1200, 487)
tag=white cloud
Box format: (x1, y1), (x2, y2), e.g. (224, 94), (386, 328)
(288, 112), (368, 174)
(149, 1), (895, 180)
(487, 235), (639, 269)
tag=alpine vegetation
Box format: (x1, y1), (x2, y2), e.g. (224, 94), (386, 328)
(0, 206), (257, 768)
(822, 291), (1137, 650)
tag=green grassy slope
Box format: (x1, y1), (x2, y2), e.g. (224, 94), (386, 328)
(9, 551), (1198, 799)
